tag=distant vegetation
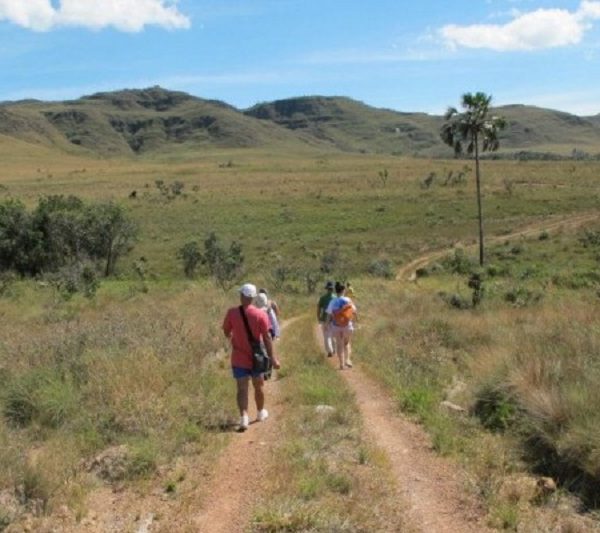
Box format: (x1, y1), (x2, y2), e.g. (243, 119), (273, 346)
(0, 196), (136, 295)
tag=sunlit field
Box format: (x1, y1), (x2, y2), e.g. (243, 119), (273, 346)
(1, 142), (600, 530)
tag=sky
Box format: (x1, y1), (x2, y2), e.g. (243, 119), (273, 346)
(0, 0), (599, 116)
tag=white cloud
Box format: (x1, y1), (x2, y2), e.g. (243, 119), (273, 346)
(440, 1), (600, 51)
(0, 0), (190, 32)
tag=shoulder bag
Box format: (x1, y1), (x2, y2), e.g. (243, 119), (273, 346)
(239, 305), (272, 379)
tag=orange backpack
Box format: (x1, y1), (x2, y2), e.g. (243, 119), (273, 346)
(333, 302), (354, 327)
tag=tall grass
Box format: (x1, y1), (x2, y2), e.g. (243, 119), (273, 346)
(354, 276), (600, 525)
(0, 280), (234, 519)
(251, 315), (409, 532)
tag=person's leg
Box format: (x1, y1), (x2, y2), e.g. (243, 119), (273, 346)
(252, 375), (265, 411)
(334, 328), (344, 370)
(321, 322), (333, 355)
(252, 374), (268, 421)
(344, 330), (353, 367)
(236, 376), (250, 416)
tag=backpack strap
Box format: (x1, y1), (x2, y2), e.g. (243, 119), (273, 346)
(239, 305), (257, 345)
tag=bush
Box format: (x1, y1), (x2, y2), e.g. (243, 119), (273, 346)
(0, 196), (137, 278)
(474, 386), (518, 431)
(367, 258), (394, 279)
(504, 287), (543, 307)
(441, 249), (475, 275)
(3, 369), (80, 428)
(177, 241), (202, 278)
(201, 232), (244, 289)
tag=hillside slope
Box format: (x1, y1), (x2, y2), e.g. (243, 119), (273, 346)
(1, 87), (600, 158)
(0, 87), (324, 157)
(245, 96), (445, 156)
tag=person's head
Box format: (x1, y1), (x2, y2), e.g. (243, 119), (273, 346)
(334, 281), (345, 295)
(259, 288), (268, 296)
(255, 293), (268, 309)
(325, 280), (334, 292)
(239, 283), (257, 305)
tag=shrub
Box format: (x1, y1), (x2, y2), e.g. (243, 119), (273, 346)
(441, 249), (475, 275)
(201, 232), (244, 289)
(367, 258), (394, 279)
(320, 248), (339, 274)
(0, 196), (137, 278)
(504, 287), (543, 307)
(177, 241), (202, 278)
(3, 369), (79, 428)
(473, 386), (517, 431)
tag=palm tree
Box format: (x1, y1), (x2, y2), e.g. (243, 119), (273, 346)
(441, 92), (506, 266)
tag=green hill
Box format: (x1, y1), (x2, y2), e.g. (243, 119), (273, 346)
(244, 95), (444, 156)
(0, 87), (324, 157)
(1, 87), (600, 158)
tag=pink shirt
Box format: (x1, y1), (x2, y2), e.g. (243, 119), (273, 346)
(223, 304), (270, 369)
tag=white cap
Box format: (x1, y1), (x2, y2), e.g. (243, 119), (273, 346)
(255, 293), (268, 308)
(239, 283), (257, 298)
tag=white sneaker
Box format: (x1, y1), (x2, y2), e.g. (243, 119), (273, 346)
(257, 409), (269, 422)
(239, 414), (249, 431)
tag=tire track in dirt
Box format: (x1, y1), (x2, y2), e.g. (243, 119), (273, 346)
(316, 325), (491, 532)
(37, 318), (302, 533)
(396, 211), (600, 281)
(188, 315), (302, 533)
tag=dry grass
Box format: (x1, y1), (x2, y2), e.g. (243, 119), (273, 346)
(353, 277), (600, 528)
(0, 280), (235, 523)
(251, 315), (410, 532)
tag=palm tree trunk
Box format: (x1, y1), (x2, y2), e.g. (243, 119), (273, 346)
(474, 136), (484, 266)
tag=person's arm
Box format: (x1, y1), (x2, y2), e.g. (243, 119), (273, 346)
(223, 311), (232, 337)
(263, 333), (280, 369)
(271, 300), (280, 318)
(316, 301), (322, 322)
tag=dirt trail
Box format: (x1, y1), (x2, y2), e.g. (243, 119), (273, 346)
(29, 318), (301, 533)
(318, 326), (491, 533)
(396, 211), (600, 281)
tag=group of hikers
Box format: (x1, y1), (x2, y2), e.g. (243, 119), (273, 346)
(222, 281), (357, 431)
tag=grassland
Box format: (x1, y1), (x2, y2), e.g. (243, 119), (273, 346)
(1, 141), (600, 530)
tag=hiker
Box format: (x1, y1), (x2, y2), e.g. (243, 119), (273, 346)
(223, 283), (280, 431)
(256, 292), (281, 340)
(326, 281), (356, 370)
(317, 280), (336, 357)
(345, 282), (355, 299)
(259, 288), (280, 319)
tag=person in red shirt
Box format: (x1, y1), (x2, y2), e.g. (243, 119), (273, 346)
(223, 283), (281, 431)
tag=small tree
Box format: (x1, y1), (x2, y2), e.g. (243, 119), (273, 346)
(177, 241), (202, 278)
(202, 232), (244, 290)
(441, 92), (506, 266)
(83, 202), (138, 276)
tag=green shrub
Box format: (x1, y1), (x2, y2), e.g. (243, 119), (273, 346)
(441, 249), (475, 275)
(367, 258), (394, 279)
(504, 287), (543, 307)
(474, 386), (517, 431)
(400, 386), (436, 419)
(177, 241), (202, 278)
(3, 369), (79, 428)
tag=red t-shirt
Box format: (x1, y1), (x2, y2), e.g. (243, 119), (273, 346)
(223, 304), (270, 369)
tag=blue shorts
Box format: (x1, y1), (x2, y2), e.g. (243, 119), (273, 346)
(232, 366), (264, 379)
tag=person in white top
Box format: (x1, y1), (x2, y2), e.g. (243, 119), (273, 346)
(326, 281), (357, 370)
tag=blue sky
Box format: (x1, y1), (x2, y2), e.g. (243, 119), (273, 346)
(1, 0), (599, 115)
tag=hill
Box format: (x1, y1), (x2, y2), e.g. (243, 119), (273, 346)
(1, 87), (600, 158)
(247, 96), (600, 158)
(0, 87), (324, 157)
(244, 96), (444, 156)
